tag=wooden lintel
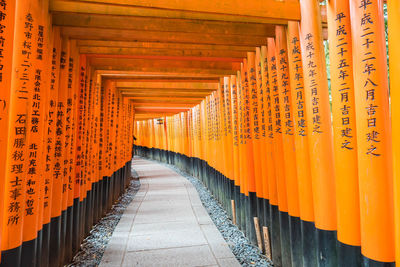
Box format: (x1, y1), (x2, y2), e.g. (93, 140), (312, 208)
(131, 102), (197, 108)
(89, 57), (239, 70)
(106, 77), (220, 83)
(132, 99), (201, 104)
(127, 96), (204, 101)
(61, 26), (269, 46)
(134, 107), (191, 113)
(76, 40), (254, 52)
(97, 70), (229, 78)
(119, 90), (214, 96)
(86, 53), (242, 63)
(52, 11), (276, 36)
(80, 46), (247, 59)
(94, 67), (237, 76)
(115, 81), (218, 89)
(50, 0), (299, 24)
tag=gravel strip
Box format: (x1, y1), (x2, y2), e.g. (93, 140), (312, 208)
(153, 159), (273, 267)
(67, 169), (140, 267)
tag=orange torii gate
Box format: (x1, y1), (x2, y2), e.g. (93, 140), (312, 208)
(1, 0), (400, 266)
(135, 1), (398, 267)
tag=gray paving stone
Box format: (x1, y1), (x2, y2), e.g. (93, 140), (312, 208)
(192, 205), (213, 225)
(100, 232), (129, 266)
(126, 229), (208, 251)
(200, 223), (237, 259)
(129, 221), (200, 236)
(122, 245), (218, 267)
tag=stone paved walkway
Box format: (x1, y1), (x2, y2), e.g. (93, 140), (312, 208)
(100, 158), (241, 267)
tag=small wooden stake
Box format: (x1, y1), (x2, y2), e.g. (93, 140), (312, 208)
(263, 226), (272, 260)
(253, 217), (263, 252)
(231, 199), (236, 225)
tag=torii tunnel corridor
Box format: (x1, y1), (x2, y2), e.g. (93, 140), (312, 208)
(1, 0), (400, 266)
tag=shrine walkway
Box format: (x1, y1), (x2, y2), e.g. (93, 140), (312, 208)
(99, 158), (240, 267)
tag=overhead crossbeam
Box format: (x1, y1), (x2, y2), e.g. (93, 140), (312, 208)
(50, 0), (300, 24)
(53, 12), (276, 36)
(114, 81), (218, 89)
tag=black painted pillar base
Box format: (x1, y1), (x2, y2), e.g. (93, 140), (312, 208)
(65, 205), (74, 263)
(289, 216), (302, 267)
(248, 192), (258, 246)
(362, 256), (395, 267)
(301, 220), (317, 266)
(60, 209), (68, 266)
(40, 223), (51, 267)
(270, 204), (282, 267)
(279, 211), (292, 267)
(0, 246), (21, 267)
(316, 228), (338, 267)
(21, 237), (37, 267)
(72, 198), (81, 255)
(263, 199), (270, 228)
(256, 196), (264, 228)
(49, 215), (61, 267)
(337, 241), (361, 267)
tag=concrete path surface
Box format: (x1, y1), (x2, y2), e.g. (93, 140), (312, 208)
(100, 158), (241, 267)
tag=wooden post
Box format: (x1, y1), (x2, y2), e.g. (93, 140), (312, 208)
(299, 0), (338, 265)
(255, 47), (269, 224)
(266, 37), (287, 267)
(263, 226), (272, 260)
(253, 217), (263, 252)
(0, 0), (16, 263)
(231, 200), (236, 225)
(261, 44), (280, 266)
(275, 25), (302, 267)
(230, 74), (241, 228)
(327, 0), (361, 264)
(286, 21), (317, 267)
(350, 0), (395, 264)
(238, 67), (247, 233)
(21, 0), (47, 264)
(223, 76), (234, 217)
(388, 0), (400, 264)
(247, 52), (264, 227)
(1, 1), (39, 265)
(261, 45), (278, 219)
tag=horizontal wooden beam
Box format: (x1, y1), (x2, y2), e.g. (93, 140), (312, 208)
(63, 0), (300, 21)
(119, 90), (213, 96)
(61, 26), (269, 46)
(52, 12), (275, 36)
(80, 46), (247, 59)
(134, 107), (190, 113)
(132, 102), (198, 108)
(86, 53), (241, 62)
(97, 70), (229, 78)
(132, 99), (201, 104)
(135, 111), (177, 115)
(50, 0), (299, 24)
(90, 57), (239, 71)
(135, 113), (177, 119)
(115, 81), (218, 89)
(128, 96), (204, 101)
(95, 69), (236, 77)
(135, 116), (173, 121)
(106, 77), (220, 83)
(77, 40), (254, 52)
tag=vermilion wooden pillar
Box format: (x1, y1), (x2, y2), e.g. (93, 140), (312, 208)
(350, 0), (395, 264)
